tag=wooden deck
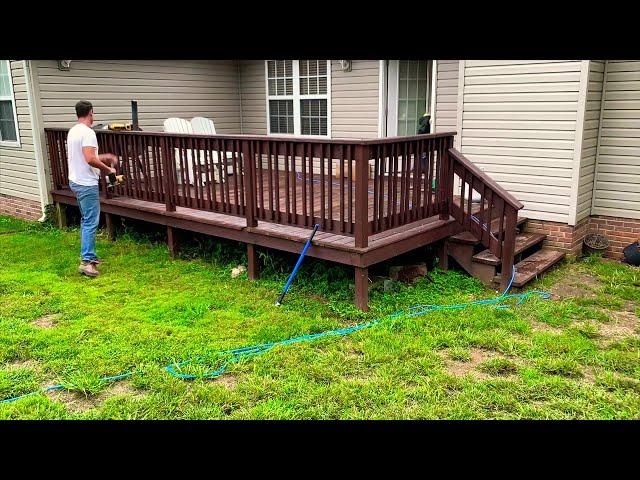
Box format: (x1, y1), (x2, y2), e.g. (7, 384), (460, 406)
(46, 128), (523, 310)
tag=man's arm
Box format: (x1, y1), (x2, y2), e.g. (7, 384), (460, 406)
(82, 147), (117, 174)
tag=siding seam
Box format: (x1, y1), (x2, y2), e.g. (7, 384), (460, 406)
(590, 59), (608, 217)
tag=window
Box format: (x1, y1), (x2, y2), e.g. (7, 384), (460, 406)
(0, 60), (19, 145)
(266, 60), (330, 137)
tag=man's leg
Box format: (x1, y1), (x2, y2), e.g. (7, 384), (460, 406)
(78, 185), (100, 262)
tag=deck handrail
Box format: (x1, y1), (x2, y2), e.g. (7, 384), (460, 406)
(448, 148), (523, 211)
(43, 127), (456, 146)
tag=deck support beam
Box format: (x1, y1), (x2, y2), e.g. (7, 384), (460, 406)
(105, 213), (117, 241)
(354, 266), (369, 311)
(167, 226), (179, 258)
(247, 243), (259, 280)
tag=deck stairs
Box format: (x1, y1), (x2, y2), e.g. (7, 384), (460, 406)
(446, 216), (565, 288)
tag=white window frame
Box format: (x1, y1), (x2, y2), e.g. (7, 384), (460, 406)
(0, 60), (21, 147)
(264, 60), (332, 139)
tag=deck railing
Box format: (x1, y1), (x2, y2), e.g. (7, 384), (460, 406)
(45, 128), (522, 264)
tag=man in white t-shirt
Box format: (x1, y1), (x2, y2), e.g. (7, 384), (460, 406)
(68, 100), (118, 277)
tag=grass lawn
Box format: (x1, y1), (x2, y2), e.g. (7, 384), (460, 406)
(0, 214), (639, 419)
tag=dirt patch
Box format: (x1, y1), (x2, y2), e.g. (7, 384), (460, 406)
(442, 348), (501, 380)
(599, 310), (639, 340)
(214, 374), (239, 389)
(31, 315), (57, 329)
(530, 320), (564, 334)
(550, 272), (600, 300)
(45, 380), (143, 414)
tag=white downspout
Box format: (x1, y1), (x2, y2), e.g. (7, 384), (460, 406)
(24, 60), (49, 222)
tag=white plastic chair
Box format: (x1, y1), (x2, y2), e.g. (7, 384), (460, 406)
(191, 116), (217, 135)
(163, 118), (197, 185)
(191, 117), (235, 182)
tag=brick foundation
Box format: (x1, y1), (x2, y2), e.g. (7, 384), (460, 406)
(524, 215), (640, 260)
(524, 218), (589, 257)
(0, 193), (43, 221)
(588, 215), (640, 260)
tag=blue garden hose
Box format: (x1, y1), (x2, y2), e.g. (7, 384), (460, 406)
(275, 223), (320, 307)
(0, 265), (550, 404)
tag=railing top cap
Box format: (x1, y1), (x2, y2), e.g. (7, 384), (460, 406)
(45, 127), (456, 145)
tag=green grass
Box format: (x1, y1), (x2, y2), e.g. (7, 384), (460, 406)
(0, 215), (639, 419)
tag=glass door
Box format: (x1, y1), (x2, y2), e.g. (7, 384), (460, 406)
(386, 60), (432, 137)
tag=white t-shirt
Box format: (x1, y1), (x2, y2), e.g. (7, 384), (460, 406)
(67, 123), (100, 186)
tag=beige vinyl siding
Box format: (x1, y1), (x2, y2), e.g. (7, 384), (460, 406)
(239, 60), (267, 135)
(34, 60), (241, 133)
(576, 61), (605, 222)
(0, 60), (39, 201)
(434, 60), (459, 133)
(592, 60), (640, 219)
(331, 60), (378, 139)
(459, 60), (584, 223)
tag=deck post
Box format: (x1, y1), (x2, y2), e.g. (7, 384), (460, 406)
(161, 137), (176, 213)
(439, 136), (453, 220)
(247, 243), (259, 280)
(105, 213), (117, 241)
(354, 144), (370, 248)
(438, 240), (449, 270)
(167, 225), (179, 258)
(500, 207), (518, 291)
(354, 266), (369, 311)
(55, 202), (67, 229)
(243, 140), (258, 228)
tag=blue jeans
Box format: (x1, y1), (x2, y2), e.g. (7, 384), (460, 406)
(69, 181), (100, 262)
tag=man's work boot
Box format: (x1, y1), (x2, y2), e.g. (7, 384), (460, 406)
(79, 260), (100, 277)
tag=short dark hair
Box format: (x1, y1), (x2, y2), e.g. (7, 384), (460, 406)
(75, 100), (93, 118)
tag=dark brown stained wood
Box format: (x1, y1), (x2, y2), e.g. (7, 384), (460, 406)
(45, 129), (528, 309)
(473, 233), (546, 266)
(355, 266), (369, 311)
(257, 141), (264, 219)
(320, 144), (326, 230)
(275, 142), (281, 223)
(266, 140), (274, 220)
(167, 225), (178, 257)
(105, 212), (116, 241)
(438, 240), (448, 270)
(247, 243), (259, 280)
(500, 208), (518, 291)
(512, 250), (565, 288)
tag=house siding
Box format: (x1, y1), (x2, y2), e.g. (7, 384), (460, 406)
(458, 60), (584, 224)
(34, 60), (241, 133)
(592, 60), (640, 220)
(331, 60), (379, 139)
(0, 60), (40, 202)
(434, 60), (459, 133)
(576, 60), (605, 222)
(239, 60), (267, 135)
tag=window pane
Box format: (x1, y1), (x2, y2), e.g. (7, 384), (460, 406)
(268, 79), (276, 96)
(300, 99), (327, 136)
(300, 77), (308, 95)
(318, 77), (327, 94)
(0, 100), (17, 141)
(269, 100), (294, 134)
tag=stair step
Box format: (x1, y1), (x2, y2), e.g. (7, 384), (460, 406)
(449, 216), (528, 245)
(472, 233), (546, 266)
(511, 249), (565, 287)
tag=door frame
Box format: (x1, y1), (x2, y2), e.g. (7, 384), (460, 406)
(383, 60), (435, 137)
